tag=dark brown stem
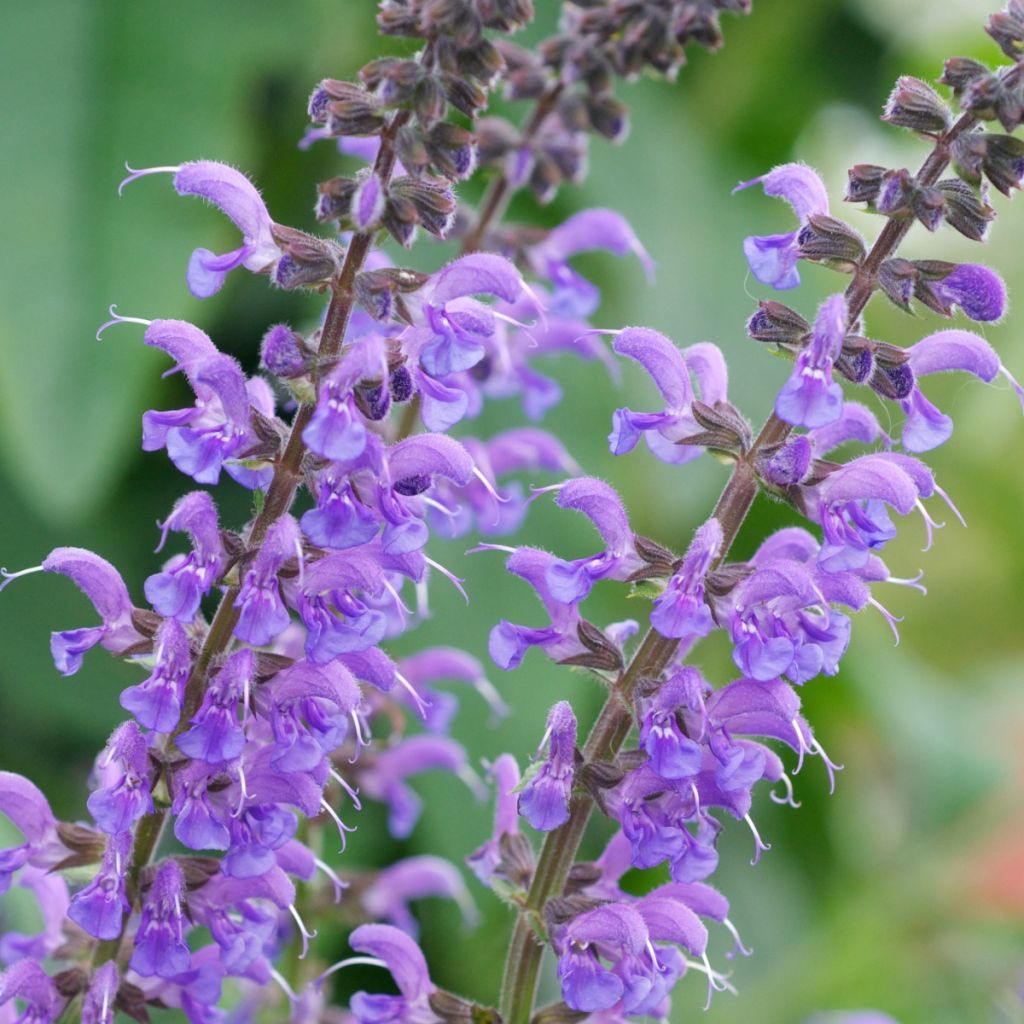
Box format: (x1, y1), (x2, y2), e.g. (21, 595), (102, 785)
(497, 110), (978, 1024)
(462, 83), (565, 254)
(67, 98), (424, 1009)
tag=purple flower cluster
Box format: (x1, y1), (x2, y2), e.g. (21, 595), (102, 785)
(3, 2), (1021, 1024)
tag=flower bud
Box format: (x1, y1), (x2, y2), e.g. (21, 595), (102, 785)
(940, 56), (990, 93)
(835, 335), (874, 384)
(586, 92), (629, 142)
(390, 175), (457, 239)
(377, 0), (425, 37)
(980, 133), (1024, 195)
(875, 168), (916, 217)
(324, 80), (386, 136)
(882, 75), (951, 134)
(260, 324), (307, 379)
(877, 258), (918, 312)
(987, 0), (1024, 59)
(442, 70), (489, 116)
(755, 436), (812, 488)
(352, 173), (386, 232)
(937, 178), (994, 240)
(389, 365), (416, 403)
(425, 122), (477, 180)
(845, 163), (887, 203)
(797, 214), (866, 271)
(270, 225), (344, 290)
(315, 175), (358, 223)
(354, 381), (391, 422)
(869, 345), (915, 400)
(746, 301), (810, 346)
(360, 57), (424, 107)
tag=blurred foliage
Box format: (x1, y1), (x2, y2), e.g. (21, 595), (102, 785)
(1, 1), (1023, 1022)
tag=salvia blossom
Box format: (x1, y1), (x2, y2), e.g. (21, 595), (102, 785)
(5, 3), (1022, 1023)
(735, 162), (829, 289)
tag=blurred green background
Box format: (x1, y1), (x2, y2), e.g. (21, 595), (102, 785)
(1, 1), (1023, 1022)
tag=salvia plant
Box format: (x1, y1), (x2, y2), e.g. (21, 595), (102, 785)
(1, 1), (1023, 1022)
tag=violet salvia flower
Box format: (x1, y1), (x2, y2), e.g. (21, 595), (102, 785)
(345, 924), (438, 1024)
(608, 327), (730, 464)
(80, 962), (119, 1024)
(67, 831), (133, 941)
(176, 648), (252, 764)
(234, 516), (301, 646)
(0, 960), (60, 1024)
(899, 328), (1024, 451)
(525, 208), (654, 318)
(86, 721), (154, 834)
(129, 859), (191, 979)
(518, 700), (577, 831)
(361, 855), (476, 935)
(0, 773), (64, 893)
(466, 753), (522, 884)
(120, 617), (191, 732)
(650, 517), (722, 640)
(735, 163), (830, 289)
(544, 477), (645, 604)
(145, 491), (225, 620)
(775, 293), (847, 428)
(119, 160), (282, 297)
(18, 548), (146, 676)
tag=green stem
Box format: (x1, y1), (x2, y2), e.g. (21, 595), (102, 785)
(497, 110), (979, 1024)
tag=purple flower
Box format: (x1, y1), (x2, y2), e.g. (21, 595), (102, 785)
(932, 263), (1006, 322)
(466, 753), (521, 884)
(526, 209), (655, 319)
(130, 859), (191, 979)
(144, 491), (225, 621)
(233, 516), (301, 646)
(609, 329), (729, 464)
(403, 253), (526, 378)
(34, 548), (145, 676)
(397, 646), (507, 732)
(0, 866), (69, 964)
(734, 162), (830, 290)
(120, 160), (281, 297)
(545, 478), (644, 604)
(301, 469), (380, 550)
(650, 517), (722, 640)
(808, 453), (941, 571)
(0, 772), (63, 894)
(487, 546), (582, 670)
(346, 924), (438, 1024)
(519, 701), (577, 831)
(358, 735), (477, 839)
(775, 294), (847, 428)
(296, 551), (388, 663)
(900, 329), (1024, 451)
(68, 831), (133, 941)
(87, 721), (154, 834)
(176, 648), (252, 765)
(639, 671), (705, 780)
(362, 855), (476, 936)
(0, 961), (60, 1024)
(81, 962), (118, 1024)
(170, 763), (230, 852)
(120, 618), (191, 733)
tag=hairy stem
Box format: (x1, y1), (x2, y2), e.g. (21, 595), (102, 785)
(497, 110), (978, 1024)
(462, 83), (565, 254)
(68, 105), (422, 1002)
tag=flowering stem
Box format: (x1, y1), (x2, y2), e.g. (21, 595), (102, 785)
(60, 101), (423, 1011)
(497, 109), (979, 1024)
(463, 83), (565, 254)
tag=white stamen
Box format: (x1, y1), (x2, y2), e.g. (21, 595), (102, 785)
(769, 772), (801, 809)
(743, 813), (771, 866)
(0, 565), (44, 594)
(395, 671), (431, 720)
(118, 162), (181, 196)
(319, 797), (357, 853)
(466, 542), (517, 556)
(421, 495), (460, 518)
(383, 576), (410, 623)
(269, 966), (299, 1004)
(315, 955), (388, 989)
(723, 916), (753, 959)
(288, 903), (318, 959)
(886, 569), (927, 595)
(329, 767), (362, 810)
(424, 556), (469, 604)
(690, 781), (702, 817)
(933, 482), (966, 527)
(868, 596), (902, 644)
(232, 763), (256, 817)
(806, 733), (843, 794)
(95, 303), (153, 340)
(914, 498), (942, 551)
(314, 856), (348, 903)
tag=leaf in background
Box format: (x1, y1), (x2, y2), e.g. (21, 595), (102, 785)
(0, 0), (367, 524)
